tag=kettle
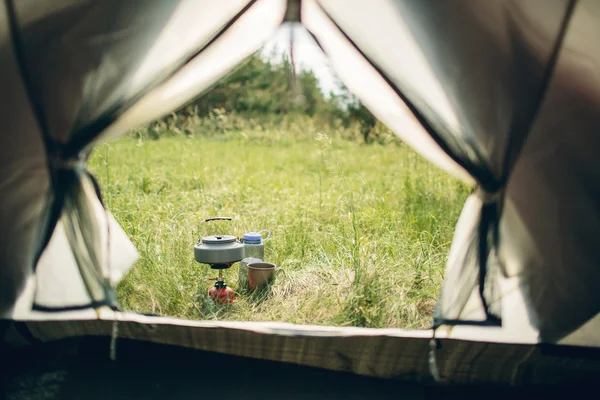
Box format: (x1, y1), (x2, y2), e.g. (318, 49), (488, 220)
(194, 217), (244, 269)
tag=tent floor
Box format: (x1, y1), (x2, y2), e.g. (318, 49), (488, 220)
(1, 336), (594, 400)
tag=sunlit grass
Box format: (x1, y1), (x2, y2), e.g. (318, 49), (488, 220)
(89, 131), (469, 329)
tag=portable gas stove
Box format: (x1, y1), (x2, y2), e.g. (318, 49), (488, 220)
(194, 217), (244, 304)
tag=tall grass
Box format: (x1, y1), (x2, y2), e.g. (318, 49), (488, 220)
(88, 121), (470, 329)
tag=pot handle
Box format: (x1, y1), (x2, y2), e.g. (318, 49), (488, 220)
(202, 217), (233, 223)
(259, 230), (271, 241)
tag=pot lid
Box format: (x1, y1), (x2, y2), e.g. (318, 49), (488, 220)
(202, 235), (237, 244)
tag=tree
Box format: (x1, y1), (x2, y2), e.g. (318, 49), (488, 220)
(189, 51), (337, 116)
(170, 49), (381, 144)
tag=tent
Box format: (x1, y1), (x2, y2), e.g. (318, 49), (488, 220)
(1, 0), (599, 395)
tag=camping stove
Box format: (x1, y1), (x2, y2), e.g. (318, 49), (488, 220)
(194, 217), (244, 304)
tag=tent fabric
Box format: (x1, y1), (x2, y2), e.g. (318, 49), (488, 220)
(8, 0), (264, 313)
(0, 0), (284, 316)
(301, 0), (473, 183)
(308, 0), (599, 341)
(31, 194), (138, 312)
(3, 315), (600, 385)
(13, 0), (251, 147)
(1, 0), (599, 349)
(97, 0), (287, 144)
(9, 211), (137, 317)
(0, 0), (50, 316)
(496, 0), (600, 341)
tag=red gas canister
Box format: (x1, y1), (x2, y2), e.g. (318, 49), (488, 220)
(208, 281), (235, 304)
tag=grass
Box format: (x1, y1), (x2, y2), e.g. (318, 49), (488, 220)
(88, 130), (470, 329)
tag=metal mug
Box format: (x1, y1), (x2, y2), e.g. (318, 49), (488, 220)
(247, 262), (280, 289)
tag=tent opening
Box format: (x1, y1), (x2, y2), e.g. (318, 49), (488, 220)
(2, 0), (599, 359)
(83, 23), (470, 329)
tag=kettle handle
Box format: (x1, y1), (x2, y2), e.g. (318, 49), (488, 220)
(202, 217), (233, 224)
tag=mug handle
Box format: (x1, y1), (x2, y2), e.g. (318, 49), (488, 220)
(259, 230), (271, 241)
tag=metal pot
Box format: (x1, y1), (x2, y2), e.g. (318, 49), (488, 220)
(247, 262), (280, 289)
